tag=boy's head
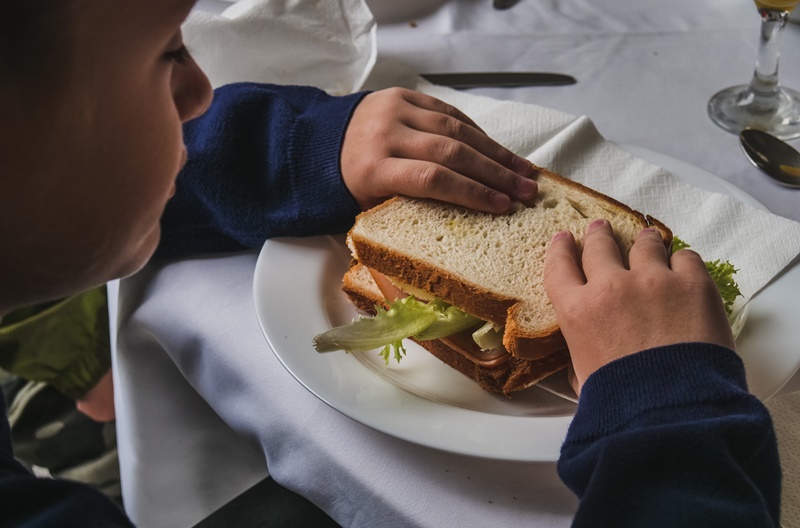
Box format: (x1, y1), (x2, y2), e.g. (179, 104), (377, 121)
(0, 0), (212, 313)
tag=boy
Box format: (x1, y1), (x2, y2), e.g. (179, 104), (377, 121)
(0, 0), (780, 526)
(0, 0), (534, 523)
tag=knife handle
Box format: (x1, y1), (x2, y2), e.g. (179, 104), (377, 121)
(493, 0), (522, 9)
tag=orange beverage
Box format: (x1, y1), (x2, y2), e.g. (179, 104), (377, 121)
(754, 0), (799, 10)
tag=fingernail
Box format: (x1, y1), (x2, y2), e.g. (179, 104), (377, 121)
(517, 177), (537, 199)
(639, 228), (659, 237)
(551, 230), (570, 242)
(513, 156), (534, 175)
(587, 219), (607, 232)
(490, 192), (511, 212)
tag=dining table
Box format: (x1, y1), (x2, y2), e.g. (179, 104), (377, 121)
(111, 0), (800, 526)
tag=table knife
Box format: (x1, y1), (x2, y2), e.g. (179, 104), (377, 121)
(420, 72), (577, 89)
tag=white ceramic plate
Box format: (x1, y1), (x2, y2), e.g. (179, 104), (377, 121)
(253, 146), (800, 461)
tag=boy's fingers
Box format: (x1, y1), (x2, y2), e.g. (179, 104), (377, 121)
(544, 230), (585, 301)
(580, 220), (624, 279)
(400, 90), (537, 184)
(406, 108), (535, 178)
(389, 130), (537, 204)
(368, 158), (514, 213)
(628, 228), (669, 270)
(670, 248), (708, 277)
(401, 89), (485, 132)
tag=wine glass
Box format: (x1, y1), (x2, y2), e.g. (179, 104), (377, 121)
(707, 0), (800, 140)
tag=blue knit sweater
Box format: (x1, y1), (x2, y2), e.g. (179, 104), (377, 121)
(561, 343), (780, 527)
(0, 83), (781, 526)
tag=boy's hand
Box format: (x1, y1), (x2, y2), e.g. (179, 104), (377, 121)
(340, 88), (537, 212)
(75, 369), (116, 422)
(543, 220), (735, 395)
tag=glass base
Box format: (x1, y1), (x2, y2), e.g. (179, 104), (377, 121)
(707, 84), (800, 140)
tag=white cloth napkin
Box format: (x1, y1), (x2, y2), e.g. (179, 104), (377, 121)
(184, 0), (377, 94)
(413, 81), (800, 317)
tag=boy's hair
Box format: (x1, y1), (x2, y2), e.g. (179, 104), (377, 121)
(0, 0), (74, 93)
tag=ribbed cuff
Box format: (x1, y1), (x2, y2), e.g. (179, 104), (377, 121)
(565, 343), (749, 444)
(287, 89), (368, 233)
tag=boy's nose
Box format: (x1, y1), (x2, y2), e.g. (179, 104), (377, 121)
(174, 57), (213, 123)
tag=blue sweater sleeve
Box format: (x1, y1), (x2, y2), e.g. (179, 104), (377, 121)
(559, 343), (781, 527)
(156, 82), (368, 258)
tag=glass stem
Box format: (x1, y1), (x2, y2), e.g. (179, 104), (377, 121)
(749, 8), (789, 99)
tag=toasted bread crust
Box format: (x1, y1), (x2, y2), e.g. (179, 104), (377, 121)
(348, 237), (516, 326)
(505, 351), (570, 393)
(342, 264), (570, 395)
(536, 166), (672, 244)
(536, 168), (645, 222)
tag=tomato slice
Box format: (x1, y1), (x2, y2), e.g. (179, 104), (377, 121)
(367, 267), (407, 302)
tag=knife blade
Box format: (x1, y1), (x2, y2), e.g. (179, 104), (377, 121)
(420, 72), (577, 89)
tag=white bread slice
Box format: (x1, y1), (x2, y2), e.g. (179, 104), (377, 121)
(346, 165), (672, 361)
(342, 262), (570, 395)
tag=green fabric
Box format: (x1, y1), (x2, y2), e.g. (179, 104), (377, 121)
(0, 286), (111, 400)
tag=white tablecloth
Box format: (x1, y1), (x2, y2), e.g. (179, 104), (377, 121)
(113, 1), (800, 526)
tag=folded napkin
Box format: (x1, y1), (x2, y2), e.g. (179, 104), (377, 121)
(184, 0), (377, 94)
(414, 81), (800, 318)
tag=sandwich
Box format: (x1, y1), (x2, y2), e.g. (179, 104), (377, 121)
(314, 164), (672, 396)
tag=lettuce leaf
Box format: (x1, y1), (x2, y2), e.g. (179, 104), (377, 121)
(672, 236), (742, 316)
(313, 296), (480, 364)
(471, 321), (504, 351)
(705, 259), (742, 316)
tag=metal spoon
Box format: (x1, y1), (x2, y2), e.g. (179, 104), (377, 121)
(739, 129), (800, 188)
